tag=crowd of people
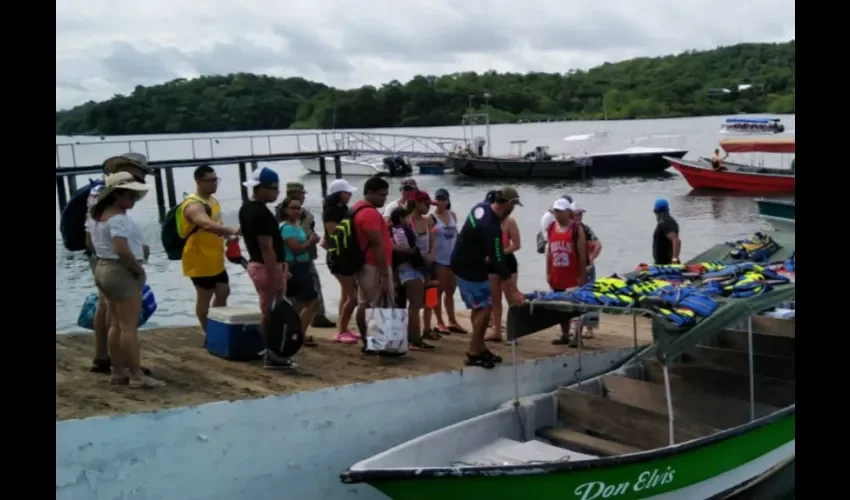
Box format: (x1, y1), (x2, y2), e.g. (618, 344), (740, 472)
(79, 152), (683, 383)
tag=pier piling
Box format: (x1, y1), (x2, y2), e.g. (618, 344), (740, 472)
(164, 168), (177, 209)
(333, 155), (342, 180)
(153, 170), (166, 221)
(318, 157), (329, 197)
(56, 177), (69, 213)
(238, 161), (248, 204)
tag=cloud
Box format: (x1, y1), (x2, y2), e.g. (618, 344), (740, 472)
(55, 0), (795, 110)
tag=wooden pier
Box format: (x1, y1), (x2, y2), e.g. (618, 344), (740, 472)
(55, 150), (351, 220)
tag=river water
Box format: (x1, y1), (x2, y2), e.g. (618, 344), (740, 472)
(55, 114), (795, 332)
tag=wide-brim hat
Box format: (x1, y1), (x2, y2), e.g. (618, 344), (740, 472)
(96, 171), (152, 205)
(102, 152), (153, 176)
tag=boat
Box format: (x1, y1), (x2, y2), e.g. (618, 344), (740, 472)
(756, 198), (795, 232)
(446, 141), (591, 179)
(666, 138), (795, 193)
(557, 133), (688, 176)
(720, 118), (785, 134)
(300, 155), (413, 177)
(342, 245), (795, 500)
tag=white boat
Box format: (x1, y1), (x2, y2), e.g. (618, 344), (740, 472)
(300, 157), (387, 177)
(719, 118), (786, 134)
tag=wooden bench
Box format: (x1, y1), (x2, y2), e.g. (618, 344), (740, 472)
(537, 427), (642, 457)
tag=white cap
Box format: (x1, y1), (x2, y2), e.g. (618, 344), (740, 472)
(552, 198), (572, 212)
(329, 179), (357, 195)
(571, 202), (586, 213)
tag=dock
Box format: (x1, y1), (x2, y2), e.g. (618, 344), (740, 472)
(56, 312), (653, 421)
(55, 130), (466, 218)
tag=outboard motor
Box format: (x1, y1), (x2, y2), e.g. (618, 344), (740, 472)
(383, 156), (397, 176)
(474, 137), (486, 156)
(394, 156), (412, 176)
(776, 124), (785, 133)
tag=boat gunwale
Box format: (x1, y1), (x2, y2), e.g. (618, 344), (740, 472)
(340, 397), (795, 484)
(664, 157), (795, 179)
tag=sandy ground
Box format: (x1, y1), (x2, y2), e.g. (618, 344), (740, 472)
(56, 312), (652, 421)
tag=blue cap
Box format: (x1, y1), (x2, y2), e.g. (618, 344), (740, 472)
(243, 167), (279, 188)
(653, 198), (669, 212)
(435, 188), (450, 199)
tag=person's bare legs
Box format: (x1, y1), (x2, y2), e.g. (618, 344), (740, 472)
(194, 286), (215, 334)
(296, 299), (319, 343)
(106, 299), (125, 384)
(405, 279), (424, 345)
(335, 275), (357, 334)
(116, 291), (165, 388)
(213, 282), (229, 307)
(423, 303), (433, 334)
(442, 269), (461, 327)
(93, 292), (109, 361)
(486, 274), (504, 341)
(469, 306), (492, 354)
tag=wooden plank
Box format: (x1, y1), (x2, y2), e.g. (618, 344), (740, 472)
(749, 316), (795, 339)
(714, 329), (795, 359)
(684, 345), (795, 381)
(601, 374), (778, 429)
(537, 427), (642, 457)
(642, 360), (795, 408)
(557, 387), (718, 450)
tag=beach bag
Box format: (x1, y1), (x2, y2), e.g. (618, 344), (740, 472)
(161, 195), (211, 260)
(365, 291), (408, 356)
(327, 205), (370, 276)
(60, 179), (104, 251)
(266, 297), (304, 358)
(76, 284), (158, 330)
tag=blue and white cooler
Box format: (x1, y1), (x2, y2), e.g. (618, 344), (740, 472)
(206, 306), (265, 361)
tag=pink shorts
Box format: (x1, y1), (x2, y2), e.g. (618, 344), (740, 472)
(247, 262), (286, 314)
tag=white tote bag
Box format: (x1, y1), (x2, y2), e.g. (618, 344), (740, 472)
(365, 285), (408, 355)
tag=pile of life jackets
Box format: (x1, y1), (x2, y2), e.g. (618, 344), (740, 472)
(698, 263), (791, 299)
(727, 232), (781, 263)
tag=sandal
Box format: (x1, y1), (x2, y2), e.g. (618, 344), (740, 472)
(90, 357), (152, 376)
(465, 352), (496, 369)
(333, 331), (360, 345)
(129, 376), (167, 389)
(304, 336), (318, 347)
(482, 350), (503, 363)
(484, 336), (503, 343)
(435, 325), (451, 335)
(447, 324), (468, 334)
(410, 340), (435, 351)
(423, 329), (442, 341)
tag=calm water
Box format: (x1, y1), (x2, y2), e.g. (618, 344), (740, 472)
(55, 114), (795, 332)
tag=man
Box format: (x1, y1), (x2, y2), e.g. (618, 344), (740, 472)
(537, 194), (573, 253)
(710, 148), (728, 171)
(451, 187), (525, 369)
(352, 176), (392, 350)
(238, 167), (291, 369)
(282, 182), (336, 329)
(653, 198), (681, 265)
(86, 153), (153, 375)
(546, 199), (588, 348)
(382, 178), (417, 218)
(181, 165), (240, 335)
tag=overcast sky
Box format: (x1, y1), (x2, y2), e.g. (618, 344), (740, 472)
(55, 0), (795, 111)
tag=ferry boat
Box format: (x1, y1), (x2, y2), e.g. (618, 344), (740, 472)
(720, 118), (785, 134)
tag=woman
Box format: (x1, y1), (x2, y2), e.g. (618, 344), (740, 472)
(280, 196), (320, 346)
(89, 172), (164, 389)
(430, 188), (466, 335)
(486, 204), (520, 343)
(321, 180), (359, 344)
(390, 192), (435, 350)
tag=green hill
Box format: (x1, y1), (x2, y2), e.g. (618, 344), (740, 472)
(56, 40), (794, 135)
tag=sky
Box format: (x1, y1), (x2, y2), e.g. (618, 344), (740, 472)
(55, 0), (795, 111)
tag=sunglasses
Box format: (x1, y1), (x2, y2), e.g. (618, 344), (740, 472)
(435, 196), (448, 201)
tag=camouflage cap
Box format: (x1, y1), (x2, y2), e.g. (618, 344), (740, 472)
(497, 186), (523, 206)
(286, 182), (306, 193)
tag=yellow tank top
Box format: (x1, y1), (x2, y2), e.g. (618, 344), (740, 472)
(180, 194), (225, 278)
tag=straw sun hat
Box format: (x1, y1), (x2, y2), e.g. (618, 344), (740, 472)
(95, 171), (152, 205)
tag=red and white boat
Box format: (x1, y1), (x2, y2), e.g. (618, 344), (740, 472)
(665, 138), (795, 193)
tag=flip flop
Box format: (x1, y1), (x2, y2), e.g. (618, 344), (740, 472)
(129, 376), (166, 389)
(484, 336), (503, 343)
(447, 324), (468, 334)
(333, 331), (360, 345)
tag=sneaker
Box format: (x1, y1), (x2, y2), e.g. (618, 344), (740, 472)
(264, 351), (297, 370)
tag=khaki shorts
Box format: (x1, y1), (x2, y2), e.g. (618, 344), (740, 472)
(355, 264), (391, 307)
(94, 259), (146, 300)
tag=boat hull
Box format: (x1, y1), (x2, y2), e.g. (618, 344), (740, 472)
(356, 412), (795, 500)
(588, 150), (686, 176)
(666, 158), (795, 193)
(759, 215), (796, 233)
(300, 157), (385, 177)
(448, 155), (589, 179)
(755, 199), (795, 221)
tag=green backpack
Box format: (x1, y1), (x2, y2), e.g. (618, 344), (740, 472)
(161, 195), (211, 261)
(326, 205), (370, 276)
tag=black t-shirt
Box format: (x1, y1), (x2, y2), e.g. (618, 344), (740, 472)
(239, 200), (285, 263)
(653, 214), (679, 265)
(451, 201), (510, 281)
(322, 201), (349, 225)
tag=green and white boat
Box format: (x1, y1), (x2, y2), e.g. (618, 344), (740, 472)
(756, 198), (795, 232)
(342, 268), (795, 500)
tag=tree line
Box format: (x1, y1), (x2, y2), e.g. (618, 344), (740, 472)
(56, 40), (795, 135)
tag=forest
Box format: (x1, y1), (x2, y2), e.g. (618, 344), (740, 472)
(55, 41), (795, 135)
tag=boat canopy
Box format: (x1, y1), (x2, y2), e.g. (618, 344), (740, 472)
(720, 138), (795, 154)
(725, 118), (780, 124)
(563, 132), (610, 142)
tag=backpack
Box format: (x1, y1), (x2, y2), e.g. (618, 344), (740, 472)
(326, 205), (371, 276)
(161, 195), (212, 260)
(266, 298), (305, 358)
(60, 179), (104, 251)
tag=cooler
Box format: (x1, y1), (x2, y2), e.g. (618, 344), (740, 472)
(206, 306), (264, 361)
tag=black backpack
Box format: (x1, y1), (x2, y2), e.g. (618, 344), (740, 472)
(267, 298), (304, 358)
(161, 196), (212, 260)
(326, 205), (371, 276)
(60, 179), (104, 251)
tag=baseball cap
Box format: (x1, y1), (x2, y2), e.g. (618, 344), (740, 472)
(242, 167), (280, 189)
(400, 178), (418, 190)
(571, 202), (586, 213)
(561, 194), (574, 203)
(653, 198), (670, 213)
(434, 188), (450, 200)
(413, 190), (436, 205)
(329, 179), (357, 195)
(552, 198), (572, 212)
(497, 187), (523, 206)
(286, 182), (306, 193)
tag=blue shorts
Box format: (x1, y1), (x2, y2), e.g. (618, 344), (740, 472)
(398, 265), (426, 284)
(456, 278), (493, 310)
